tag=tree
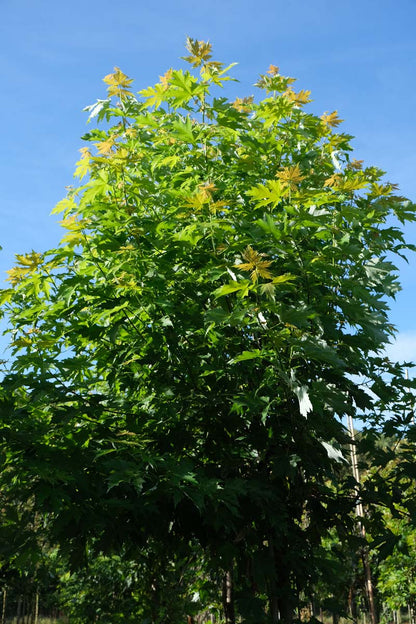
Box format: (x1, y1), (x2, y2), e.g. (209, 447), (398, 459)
(371, 435), (416, 623)
(0, 38), (415, 623)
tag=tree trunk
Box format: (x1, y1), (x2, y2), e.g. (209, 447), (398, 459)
(348, 415), (378, 624)
(268, 540), (280, 624)
(222, 570), (235, 624)
(269, 594), (279, 624)
(1, 590), (6, 624)
(16, 596), (22, 624)
(278, 594), (294, 624)
(362, 548), (378, 624)
(34, 592), (39, 624)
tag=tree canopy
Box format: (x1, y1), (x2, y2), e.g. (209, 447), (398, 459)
(0, 38), (415, 623)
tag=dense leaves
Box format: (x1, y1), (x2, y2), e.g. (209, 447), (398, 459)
(0, 38), (415, 622)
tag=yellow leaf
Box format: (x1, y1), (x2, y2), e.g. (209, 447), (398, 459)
(184, 183), (217, 212)
(125, 127), (137, 138)
(285, 89), (312, 105)
(96, 137), (116, 156)
(51, 197), (77, 216)
(60, 232), (86, 246)
(370, 183), (397, 197)
(74, 147), (91, 180)
(267, 64), (279, 76)
(58, 216), (89, 247)
(59, 215), (89, 231)
(232, 96), (254, 112)
(321, 111), (344, 128)
(11, 336), (32, 348)
(182, 37), (213, 67)
(199, 182), (217, 199)
(324, 174), (342, 188)
(347, 159), (364, 170)
(6, 267), (29, 285)
(235, 246), (273, 283)
(276, 164), (305, 190)
(14, 251), (43, 268)
(184, 191), (208, 212)
(6, 251), (43, 285)
(102, 67), (133, 98)
(160, 68), (173, 90)
(112, 147), (129, 161)
(325, 173), (369, 192)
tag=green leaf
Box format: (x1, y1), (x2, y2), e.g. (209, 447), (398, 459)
(213, 280), (250, 298)
(172, 117), (196, 143)
(228, 349), (263, 364)
(51, 197), (77, 216)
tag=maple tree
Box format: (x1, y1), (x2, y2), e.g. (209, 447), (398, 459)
(0, 38), (415, 623)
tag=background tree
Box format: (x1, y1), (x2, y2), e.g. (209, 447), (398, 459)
(0, 38), (415, 623)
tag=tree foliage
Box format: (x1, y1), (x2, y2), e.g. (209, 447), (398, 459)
(0, 38), (415, 622)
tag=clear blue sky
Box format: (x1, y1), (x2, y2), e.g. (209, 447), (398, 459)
(1, 0), (415, 361)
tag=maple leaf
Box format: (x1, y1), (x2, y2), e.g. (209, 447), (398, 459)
(160, 68), (173, 90)
(324, 173), (342, 188)
(199, 182), (217, 199)
(74, 147), (91, 180)
(6, 251), (43, 285)
(232, 96), (254, 113)
(139, 83), (168, 109)
(59, 215), (89, 231)
(370, 183), (397, 197)
(182, 37), (213, 67)
(347, 159), (364, 170)
(184, 192), (207, 212)
(325, 173), (369, 192)
(259, 281), (276, 299)
(338, 177), (368, 192)
(124, 127), (137, 138)
(59, 215), (89, 247)
(11, 336), (33, 348)
(79, 147), (91, 159)
(276, 164), (306, 190)
(103, 67), (133, 98)
(285, 89), (312, 105)
(256, 73), (296, 91)
(235, 246), (273, 283)
(267, 64), (280, 76)
(14, 251), (43, 268)
(184, 183), (217, 212)
(96, 137), (116, 156)
(321, 111), (344, 128)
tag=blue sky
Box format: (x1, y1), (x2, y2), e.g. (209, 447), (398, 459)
(1, 0), (415, 361)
